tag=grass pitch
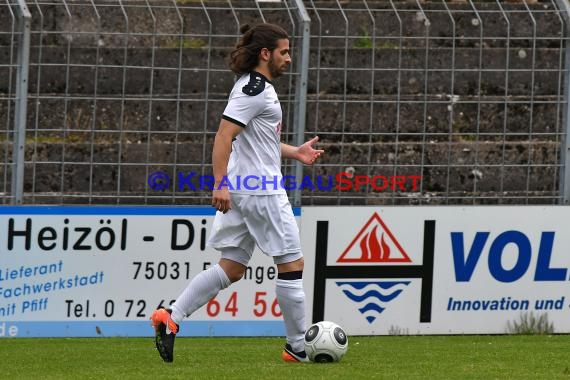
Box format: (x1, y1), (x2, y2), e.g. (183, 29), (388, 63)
(1, 335), (569, 379)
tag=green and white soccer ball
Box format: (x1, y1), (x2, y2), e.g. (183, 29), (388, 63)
(304, 321), (348, 363)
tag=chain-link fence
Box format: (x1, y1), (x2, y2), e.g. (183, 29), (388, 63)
(1, 0), (569, 206)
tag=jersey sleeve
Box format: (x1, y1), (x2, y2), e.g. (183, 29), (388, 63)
(222, 77), (266, 128)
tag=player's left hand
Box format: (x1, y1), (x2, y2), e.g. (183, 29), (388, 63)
(297, 136), (324, 165)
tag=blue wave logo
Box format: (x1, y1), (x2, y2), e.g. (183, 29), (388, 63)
(336, 281), (411, 323)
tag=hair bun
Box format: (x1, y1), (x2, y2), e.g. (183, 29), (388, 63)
(240, 24), (251, 34)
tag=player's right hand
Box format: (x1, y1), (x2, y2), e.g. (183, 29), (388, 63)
(212, 187), (231, 214)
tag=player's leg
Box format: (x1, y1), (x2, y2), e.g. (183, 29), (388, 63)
(152, 202), (253, 363)
(240, 194), (309, 362)
(151, 252), (249, 363)
(274, 254), (309, 363)
(170, 246), (251, 322)
(151, 260), (232, 363)
(170, 260), (234, 322)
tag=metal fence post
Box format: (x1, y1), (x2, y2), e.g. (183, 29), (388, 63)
(291, 0), (310, 206)
(11, 0), (31, 205)
(555, 0), (570, 204)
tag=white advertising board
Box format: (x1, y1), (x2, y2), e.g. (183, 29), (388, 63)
(301, 206), (570, 335)
(3, 205), (570, 337)
(0, 206), (293, 337)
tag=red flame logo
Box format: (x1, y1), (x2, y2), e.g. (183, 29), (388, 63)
(337, 212), (411, 263)
(359, 226), (391, 261)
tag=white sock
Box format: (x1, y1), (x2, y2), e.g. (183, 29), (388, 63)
(170, 264), (231, 325)
(276, 278), (306, 352)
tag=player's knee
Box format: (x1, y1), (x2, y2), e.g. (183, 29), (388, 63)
(226, 267), (245, 283)
(276, 257), (304, 273)
(219, 259), (246, 283)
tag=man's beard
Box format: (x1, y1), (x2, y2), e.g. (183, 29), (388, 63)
(268, 56), (286, 78)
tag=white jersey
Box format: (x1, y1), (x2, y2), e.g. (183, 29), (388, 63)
(221, 71), (286, 195)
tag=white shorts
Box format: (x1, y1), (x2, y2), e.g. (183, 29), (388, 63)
(207, 193), (301, 257)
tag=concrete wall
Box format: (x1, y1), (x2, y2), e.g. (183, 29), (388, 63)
(0, 0), (565, 204)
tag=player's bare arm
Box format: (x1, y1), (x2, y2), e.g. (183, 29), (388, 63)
(212, 119), (242, 213)
(281, 136), (324, 165)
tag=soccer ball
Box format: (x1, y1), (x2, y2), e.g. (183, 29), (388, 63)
(304, 321), (348, 363)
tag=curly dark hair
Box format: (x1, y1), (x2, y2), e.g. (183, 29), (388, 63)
(229, 23), (289, 76)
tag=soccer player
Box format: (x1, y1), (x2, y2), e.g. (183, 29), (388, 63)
(151, 23), (324, 363)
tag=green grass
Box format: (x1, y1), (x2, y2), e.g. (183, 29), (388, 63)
(1, 335), (570, 379)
